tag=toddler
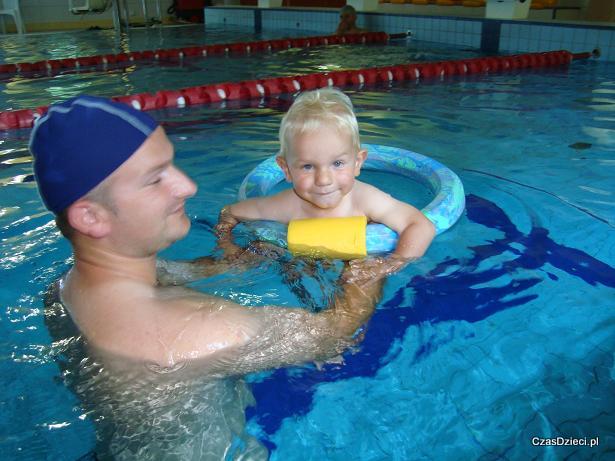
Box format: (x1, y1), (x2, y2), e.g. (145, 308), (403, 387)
(216, 88), (435, 270)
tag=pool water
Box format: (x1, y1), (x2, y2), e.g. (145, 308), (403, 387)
(1, 25), (614, 460)
(0, 25), (481, 110)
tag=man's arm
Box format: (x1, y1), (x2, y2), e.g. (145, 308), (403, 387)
(156, 257), (244, 286)
(151, 266), (384, 376)
(205, 270), (383, 376)
(156, 240), (288, 286)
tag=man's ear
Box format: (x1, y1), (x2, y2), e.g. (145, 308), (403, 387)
(276, 155), (293, 183)
(354, 149), (368, 176)
(66, 200), (112, 239)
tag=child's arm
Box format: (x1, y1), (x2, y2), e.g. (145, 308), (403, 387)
(215, 194), (293, 255)
(359, 182), (436, 261)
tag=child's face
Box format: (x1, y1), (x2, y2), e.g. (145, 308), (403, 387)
(277, 126), (366, 211)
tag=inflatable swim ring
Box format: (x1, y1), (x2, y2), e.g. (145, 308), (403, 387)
(238, 144), (465, 255)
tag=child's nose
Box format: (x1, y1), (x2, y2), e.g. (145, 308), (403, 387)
(315, 168), (333, 186)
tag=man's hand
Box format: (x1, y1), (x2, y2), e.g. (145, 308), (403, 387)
(342, 254), (410, 285)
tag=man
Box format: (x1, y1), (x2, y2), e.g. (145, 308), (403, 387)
(336, 5), (365, 35)
(31, 95), (383, 375)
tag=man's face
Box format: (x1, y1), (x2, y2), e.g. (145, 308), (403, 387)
(102, 127), (197, 256)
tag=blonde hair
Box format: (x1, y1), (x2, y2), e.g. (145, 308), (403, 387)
(279, 88), (361, 158)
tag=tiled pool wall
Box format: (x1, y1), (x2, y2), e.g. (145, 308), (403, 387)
(204, 7), (615, 61)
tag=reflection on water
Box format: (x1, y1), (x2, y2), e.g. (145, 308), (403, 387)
(0, 26), (480, 110)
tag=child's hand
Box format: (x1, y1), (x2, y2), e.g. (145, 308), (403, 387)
(214, 206), (244, 260)
(214, 206), (239, 236)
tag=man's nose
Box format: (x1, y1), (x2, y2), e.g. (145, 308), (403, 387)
(170, 166), (197, 198)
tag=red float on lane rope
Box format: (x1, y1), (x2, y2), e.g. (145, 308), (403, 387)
(0, 50), (591, 131)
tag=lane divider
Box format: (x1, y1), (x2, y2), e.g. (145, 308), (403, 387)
(0, 50), (587, 131)
(0, 31), (390, 80)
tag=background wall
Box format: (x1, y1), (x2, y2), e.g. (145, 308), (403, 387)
(6, 0), (175, 32)
(205, 6), (615, 60)
(2, 0), (612, 33)
(238, 0), (345, 6)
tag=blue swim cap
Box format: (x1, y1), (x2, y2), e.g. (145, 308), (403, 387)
(29, 95), (159, 214)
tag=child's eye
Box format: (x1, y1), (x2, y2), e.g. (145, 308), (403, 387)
(333, 160), (345, 168)
(301, 164), (313, 171)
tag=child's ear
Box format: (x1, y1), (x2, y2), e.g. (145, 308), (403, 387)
(276, 156), (293, 183)
(354, 149), (368, 176)
(66, 200), (112, 239)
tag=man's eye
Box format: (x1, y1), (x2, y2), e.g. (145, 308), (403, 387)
(149, 177), (162, 185)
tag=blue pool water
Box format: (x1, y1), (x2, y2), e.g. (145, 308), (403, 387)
(1, 25), (614, 460)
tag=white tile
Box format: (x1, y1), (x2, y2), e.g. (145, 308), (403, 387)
(561, 40), (574, 52)
(585, 29), (600, 48)
(530, 40), (542, 52)
(603, 29), (614, 47)
(551, 26), (566, 43)
(541, 26), (554, 41)
(500, 36), (513, 51)
(571, 27), (586, 44)
(526, 25), (539, 41)
(509, 37), (520, 52)
(510, 24), (520, 39)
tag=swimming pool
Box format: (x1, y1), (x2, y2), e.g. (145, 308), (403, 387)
(1, 25), (613, 460)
